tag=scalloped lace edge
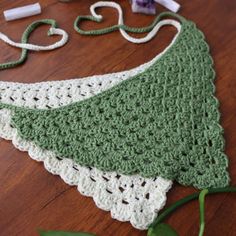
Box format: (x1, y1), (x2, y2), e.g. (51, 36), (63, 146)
(0, 108), (172, 230)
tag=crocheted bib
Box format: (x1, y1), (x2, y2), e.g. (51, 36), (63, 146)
(0, 10), (229, 229)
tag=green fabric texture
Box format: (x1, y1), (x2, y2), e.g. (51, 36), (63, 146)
(0, 13), (229, 189)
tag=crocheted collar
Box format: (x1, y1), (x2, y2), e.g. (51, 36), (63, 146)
(0, 12), (229, 191)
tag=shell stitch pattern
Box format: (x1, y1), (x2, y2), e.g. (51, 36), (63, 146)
(0, 13), (230, 230)
(0, 19), (229, 189)
(0, 108), (171, 230)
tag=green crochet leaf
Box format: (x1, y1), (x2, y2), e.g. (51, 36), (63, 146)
(0, 15), (229, 189)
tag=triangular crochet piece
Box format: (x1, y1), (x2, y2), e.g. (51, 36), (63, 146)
(0, 13), (229, 189)
(0, 10), (230, 229)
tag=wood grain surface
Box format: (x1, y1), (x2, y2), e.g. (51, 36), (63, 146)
(0, 1), (235, 235)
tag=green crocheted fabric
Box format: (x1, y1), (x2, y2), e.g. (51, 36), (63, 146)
(0, 13), (229, 189)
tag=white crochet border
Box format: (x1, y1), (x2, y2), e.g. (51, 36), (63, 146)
(0, 108), (172, 230)
(0, 19), (181, 229)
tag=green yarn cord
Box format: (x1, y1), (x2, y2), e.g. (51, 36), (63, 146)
(1, 12), (184, 69)
(0, 14), (230, 189)
(0, 19), (58, 70)
(74, 12), (185, 35)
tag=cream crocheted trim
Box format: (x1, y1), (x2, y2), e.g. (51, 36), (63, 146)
(0, 108), (172, 229)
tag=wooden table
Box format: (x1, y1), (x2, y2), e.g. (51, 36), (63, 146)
(0, 1), (235, 235)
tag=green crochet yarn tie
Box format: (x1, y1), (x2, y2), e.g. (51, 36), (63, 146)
(0, 13), (230, 189)
(0, 19), (58, 70)
(74, 11), (185, 35)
